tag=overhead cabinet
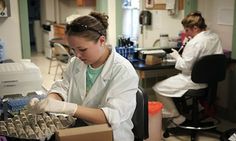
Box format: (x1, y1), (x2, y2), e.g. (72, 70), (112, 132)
(76, 0), (96, 7)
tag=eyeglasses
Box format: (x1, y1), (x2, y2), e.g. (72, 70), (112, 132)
(66, 23), (103, 36)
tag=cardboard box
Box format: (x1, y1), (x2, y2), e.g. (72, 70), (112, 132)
(55, 124), (113, 141)
(145, 55), (163, 65)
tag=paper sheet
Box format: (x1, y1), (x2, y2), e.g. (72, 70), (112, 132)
(166, 0), (175, 10)
(217, 8), (233, 26)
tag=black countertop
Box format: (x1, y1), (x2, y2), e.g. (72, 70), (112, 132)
(131, 59), (175, 71)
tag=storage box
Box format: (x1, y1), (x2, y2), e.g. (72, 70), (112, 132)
(0, 61), (42, 96)
(145, 55), (163, 65)
(55, 124), (113, 141)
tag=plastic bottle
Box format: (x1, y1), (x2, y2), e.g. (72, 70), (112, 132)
(0, 39), (5, 62)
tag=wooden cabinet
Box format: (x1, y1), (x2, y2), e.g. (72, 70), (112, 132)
(53, 24), (66, 38)
(76, 0), (96, 7)
(146, 0), (184, 10)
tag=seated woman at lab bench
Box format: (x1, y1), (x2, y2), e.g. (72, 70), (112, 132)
(153, 11), (223, 125)
(28, 11), (139, 141)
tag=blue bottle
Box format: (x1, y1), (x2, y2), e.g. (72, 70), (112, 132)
(0, 39), (5, 62)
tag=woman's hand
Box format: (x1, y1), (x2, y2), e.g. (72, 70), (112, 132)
(170, 49), (181, 60)
(28, 97), (78, 116)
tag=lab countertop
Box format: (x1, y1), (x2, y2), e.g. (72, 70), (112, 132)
(131, 59), (176, 71)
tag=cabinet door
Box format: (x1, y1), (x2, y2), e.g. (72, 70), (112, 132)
(53, 24), (65, 38)
(76, 0), (96, 6)
(76, 0), (84, 6)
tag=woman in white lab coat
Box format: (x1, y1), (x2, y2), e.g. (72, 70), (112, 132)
(153, 11), (223, 124)
(29, 12), (139, 141)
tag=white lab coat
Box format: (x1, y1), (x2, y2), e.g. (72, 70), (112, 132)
(153, 30), (223, 97)
(48, 47), (139, 141)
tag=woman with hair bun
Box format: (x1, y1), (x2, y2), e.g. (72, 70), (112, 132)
(153, 11), (223, 125)
(29, 12), (139, 141)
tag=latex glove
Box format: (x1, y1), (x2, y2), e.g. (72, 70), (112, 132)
(170, 49), (181, 60)
(28, 97), (77, 116)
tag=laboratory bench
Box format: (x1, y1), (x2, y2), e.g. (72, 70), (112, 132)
(131, 59), (180, 100)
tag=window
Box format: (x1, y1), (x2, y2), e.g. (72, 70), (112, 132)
(122, 0), (140, 44)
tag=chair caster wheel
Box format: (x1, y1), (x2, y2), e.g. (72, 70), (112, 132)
(191, 136), (195, 141)
(163, 131), (170, 138)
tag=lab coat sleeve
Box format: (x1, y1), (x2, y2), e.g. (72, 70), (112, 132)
(47, 57), (76, 100)
(101, 63), (139, 129)
(175, 42), (200, 73)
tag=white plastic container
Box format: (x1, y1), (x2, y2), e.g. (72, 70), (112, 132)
(160, 34), (169, 48)
(0, 61), (42, 96)
(145, 101), (163, 141)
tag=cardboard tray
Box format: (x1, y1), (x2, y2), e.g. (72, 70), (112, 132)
(55, 124), (113, 141)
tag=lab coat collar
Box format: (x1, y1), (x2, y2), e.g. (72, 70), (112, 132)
(193, 30), (207, 39)
(73, 59), (87, 100)
(100, 46), (115, 81)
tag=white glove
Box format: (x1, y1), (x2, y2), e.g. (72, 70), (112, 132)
(28, 97), (78, 116)
(170, 49), (181, 60)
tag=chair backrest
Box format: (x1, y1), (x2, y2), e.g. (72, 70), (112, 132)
(132, 87), (149, 141)
(191, 54), (227, 104)
(191, 54), (227, 84)
(53, 43), (71, 63)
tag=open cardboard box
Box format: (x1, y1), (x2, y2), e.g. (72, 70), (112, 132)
(55, 124), (113, 141)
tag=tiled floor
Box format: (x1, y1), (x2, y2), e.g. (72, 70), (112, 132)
(31, 52), (236, 141)
(31, 52), (64, 90)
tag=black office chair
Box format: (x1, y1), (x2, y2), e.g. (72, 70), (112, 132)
(163, 54), (227, 141)
(132, 87), (149, 141)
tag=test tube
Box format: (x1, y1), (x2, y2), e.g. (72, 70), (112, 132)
(8, 127), (18, 137)
(49, 124), (57, 133)
(14, 119), (23, 126)
(13, 115), (20, 120)
(44, 115), (53, 123)
(34, 126), (45, 139)
(6, 118), (13, 123)
(24, 125), (34, 134)
(18, 132), (28, 139)
(0, 126), (8, 136)
(27, 130), (37, 139)
(0, 121), (6, 126)
(55, 121), (64, 129)
(20, 112), (26, 118)
(15, 123), (23, 131)
(7, 122), (15, 128)
(67, 116), (76, 126)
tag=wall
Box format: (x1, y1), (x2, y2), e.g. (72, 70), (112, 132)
(138, 4), (184, 48)
(59, 0), (95, 24)
(0, 0), (22, 61)
(59, 0), (117, 47)
(197, 0), (236, 121)
(106, 0), (116, 47)
(198, 0), (234, 51)
(139, 0), (235, 50)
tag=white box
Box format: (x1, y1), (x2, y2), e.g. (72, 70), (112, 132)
(0, 62), (42, 96)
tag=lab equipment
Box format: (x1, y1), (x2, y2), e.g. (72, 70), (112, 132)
(139, 10), (152, 25)
(140, 49), (165, 55)
(0, 61), (42, 96)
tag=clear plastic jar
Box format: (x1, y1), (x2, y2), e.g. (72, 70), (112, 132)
(160, 34), (169, 48)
